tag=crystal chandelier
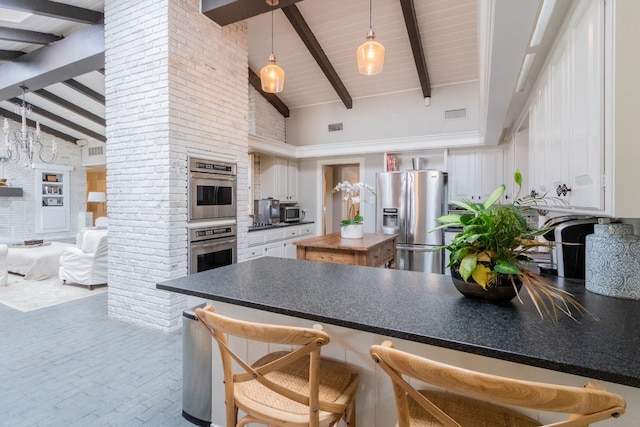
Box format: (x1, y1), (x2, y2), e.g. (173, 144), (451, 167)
(2, 86), (57, 167)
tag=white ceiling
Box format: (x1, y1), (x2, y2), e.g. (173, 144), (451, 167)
(0, 0), (570, 147)
(247, 0), (477, 109)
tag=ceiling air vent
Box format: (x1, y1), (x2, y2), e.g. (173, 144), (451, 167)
(328, 122), (343, 132)
(444, 108), (467, 120)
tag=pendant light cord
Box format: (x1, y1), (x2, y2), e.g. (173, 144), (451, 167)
(369, 0), (372, 29)
(271, 4), (274, 55)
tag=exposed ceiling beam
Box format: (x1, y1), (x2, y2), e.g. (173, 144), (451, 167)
(0, 26), (61, 44)
(0, 49), (25, 60)
(0, 0), (103, 24)
(0, 22), (104, 101)
(201, 0), (303, 26)
(282, 5), (352, 109)
(62, 79), (105, 104)
(399, 0), (430, 100)
(33, 88), (105, 126)
(8, 97), (106, 142)
(0, 107), (78, 143)
(248, 68), (289, 118)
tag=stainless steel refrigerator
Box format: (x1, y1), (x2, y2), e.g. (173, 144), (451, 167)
(376, 170), (446, 273)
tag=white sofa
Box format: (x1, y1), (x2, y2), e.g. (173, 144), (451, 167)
(59, 229), (108, 290)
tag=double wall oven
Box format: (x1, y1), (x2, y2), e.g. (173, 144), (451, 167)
(188, 157), (238, 274)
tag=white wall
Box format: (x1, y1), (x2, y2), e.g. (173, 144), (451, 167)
(249, 86), (285, 142)
(286, 82), (479, 147)
(104, 0), (249, 331)
(297, 153), (382, 236)
(0, 129), (84, 241)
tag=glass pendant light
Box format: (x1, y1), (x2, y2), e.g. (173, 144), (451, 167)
(357, 0), (385, 75)
(260, 0), (285, 93)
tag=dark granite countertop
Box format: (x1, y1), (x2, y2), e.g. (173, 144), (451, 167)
(157, 257), (640, 388)
(248, 221), (315, 232)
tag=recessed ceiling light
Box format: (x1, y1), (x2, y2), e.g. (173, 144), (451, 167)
(0, 8), (32, 23)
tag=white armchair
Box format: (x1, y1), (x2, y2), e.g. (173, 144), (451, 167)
(59, 229), (108, 289)
(0, 244), (8, 286)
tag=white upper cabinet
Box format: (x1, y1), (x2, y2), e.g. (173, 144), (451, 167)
(448, 147), (504, 204)
(260, 154), (299, 203)
(566, 0), (603, 210)
(527, 0), (604, 212)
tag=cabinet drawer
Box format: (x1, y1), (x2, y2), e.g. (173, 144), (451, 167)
(242, 247), (264, 261)
(248, 233), (265, 246)
(264, 229), (286, 243)
(299, 226), (314, 237)
(282, 227), (300, 240)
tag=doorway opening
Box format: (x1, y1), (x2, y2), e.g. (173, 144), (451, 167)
(86, 166), (106, 225)
(320, 160), (363, 235)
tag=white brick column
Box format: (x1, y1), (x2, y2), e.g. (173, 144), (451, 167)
(105, 0), (249, 331)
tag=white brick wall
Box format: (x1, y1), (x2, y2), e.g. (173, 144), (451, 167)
(105, 0), (249, 331)
(249, 85), (286, 142)
(0, 122), (85, 241)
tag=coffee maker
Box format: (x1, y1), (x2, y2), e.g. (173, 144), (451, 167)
(254, 198), (280, 225)
(542, 216), (598, 279)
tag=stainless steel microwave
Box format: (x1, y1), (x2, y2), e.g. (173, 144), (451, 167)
(280, 205), (301, 222)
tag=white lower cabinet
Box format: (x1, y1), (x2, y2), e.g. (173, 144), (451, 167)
(243, 224), (315, 262)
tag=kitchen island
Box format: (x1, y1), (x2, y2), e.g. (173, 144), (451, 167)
(158, 257), (640, 426)
(293, 232), (396, 268)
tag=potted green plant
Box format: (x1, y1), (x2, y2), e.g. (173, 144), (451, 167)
(431, 171), (587, 322)
(331, 180), (375, 239)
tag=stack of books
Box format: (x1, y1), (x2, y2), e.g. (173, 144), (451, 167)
(386, 154), (398, 172)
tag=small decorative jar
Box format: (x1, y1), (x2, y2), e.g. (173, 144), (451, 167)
(585, 223), (640, 300)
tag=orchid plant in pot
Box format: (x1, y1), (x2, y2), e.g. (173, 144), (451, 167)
(331, 180), (375, 239)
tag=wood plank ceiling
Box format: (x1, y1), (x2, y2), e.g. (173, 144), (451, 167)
(0, 0), (479, 145)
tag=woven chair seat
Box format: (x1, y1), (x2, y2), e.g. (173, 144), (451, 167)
(236, 350), (358, 425)
(407, 390), (540, 427)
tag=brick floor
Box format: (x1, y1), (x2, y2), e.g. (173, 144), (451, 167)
(0, 293), (195, 426)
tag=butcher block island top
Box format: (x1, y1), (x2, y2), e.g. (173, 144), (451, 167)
(294, 232), (397, 268)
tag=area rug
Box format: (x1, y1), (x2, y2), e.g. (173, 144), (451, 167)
(0, 274), (107, 312)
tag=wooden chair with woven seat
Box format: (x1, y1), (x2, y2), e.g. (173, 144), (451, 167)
(370, 341), (626, 427)
(195, 305), (359, 427)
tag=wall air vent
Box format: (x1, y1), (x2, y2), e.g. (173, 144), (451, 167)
(444, 108), (467, 120)
(88, 146), (104, 156)
(328, 122), (343, 132)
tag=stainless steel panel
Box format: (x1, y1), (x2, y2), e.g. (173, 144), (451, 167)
(406, 170), (444, 246)
(396, 244), (443, 274)
(376, 172), (407, 240)
(182, 305), (212, 425)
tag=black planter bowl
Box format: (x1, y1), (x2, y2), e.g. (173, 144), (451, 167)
(450, 267), (522, 304)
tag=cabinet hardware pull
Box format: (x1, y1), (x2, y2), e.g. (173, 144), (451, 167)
(556, 184), (572, 196)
